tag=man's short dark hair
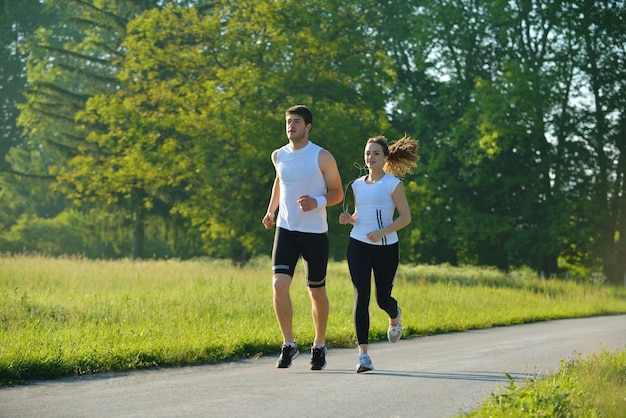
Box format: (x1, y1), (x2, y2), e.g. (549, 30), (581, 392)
(286, 105), (313, 126)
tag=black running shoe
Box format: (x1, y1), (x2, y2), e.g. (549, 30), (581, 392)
(310, 345), (327, 370)
(276, 344), (299, 368)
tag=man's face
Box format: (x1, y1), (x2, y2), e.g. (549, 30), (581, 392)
(285, 114), (309, 141)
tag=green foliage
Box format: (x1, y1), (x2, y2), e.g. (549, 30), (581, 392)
(60, 1), (393, 262)
(1, 210), (175, 259)
(1, 0), (626, 284)
(0, 0), (51, 170)
(383, 0), (626, 282)
(4, 212), (90, 255)
(464, 350), (626, 417)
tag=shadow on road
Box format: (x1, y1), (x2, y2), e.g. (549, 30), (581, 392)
(315, 369), (543, 382)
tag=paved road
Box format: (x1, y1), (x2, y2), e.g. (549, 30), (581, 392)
(2, 315), (626, 418)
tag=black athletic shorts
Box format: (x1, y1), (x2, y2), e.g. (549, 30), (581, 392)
(272, 227), (329, 288)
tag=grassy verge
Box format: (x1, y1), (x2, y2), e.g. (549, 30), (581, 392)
(2, 254), (626, 386)
(461, 348), (626, 417)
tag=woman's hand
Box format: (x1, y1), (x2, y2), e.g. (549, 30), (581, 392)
(339, 212), (354, 225)
(365, 230), (384, 243)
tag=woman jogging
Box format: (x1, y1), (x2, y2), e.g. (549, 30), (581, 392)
(339, 135), (418, 373)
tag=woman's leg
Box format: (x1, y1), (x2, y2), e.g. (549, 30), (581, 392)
(347, 238), (373, 347)
(372, 242), (400, 318)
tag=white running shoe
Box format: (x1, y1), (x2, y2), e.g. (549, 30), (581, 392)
(356, 353), (374, 373)
(387, 308), (402, 343)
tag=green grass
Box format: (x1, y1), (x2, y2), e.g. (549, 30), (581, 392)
(461, 349), (626, 417)
(2, 254), (626, 387)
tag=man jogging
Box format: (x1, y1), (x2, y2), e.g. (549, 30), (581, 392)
(262, 105), (343, 370)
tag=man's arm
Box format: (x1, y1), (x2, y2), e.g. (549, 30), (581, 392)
(318, 149), (343, 207)
(262, 152), (280, 229)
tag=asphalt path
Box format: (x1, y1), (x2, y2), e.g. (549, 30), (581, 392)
(2, 315), (626, 418)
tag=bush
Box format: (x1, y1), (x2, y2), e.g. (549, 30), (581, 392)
(1, 211), (173, 259)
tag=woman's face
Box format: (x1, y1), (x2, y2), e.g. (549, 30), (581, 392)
(364, 142), (385, 170)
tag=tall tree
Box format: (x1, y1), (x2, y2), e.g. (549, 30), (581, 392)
(0, 0), (47, 170)
(383, 0), (503, 266)
(382, 0), (626, 281)
(463, 0), (572, 274)
(15, 0), (164, 258)
(567, 0), (626, 284)
(0, 0), (64, 241)
(61, 1), (393, 262)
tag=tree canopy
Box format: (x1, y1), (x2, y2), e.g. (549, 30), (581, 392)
(1, 0), (625, 284)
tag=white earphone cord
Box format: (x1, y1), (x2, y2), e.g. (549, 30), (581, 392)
(341, 162), (368, 214)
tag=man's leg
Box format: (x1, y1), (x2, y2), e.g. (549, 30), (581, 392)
(273, 273), (294, 343)
(274, 272), (300, 368)
(308, 286), (329, 346)
(272, 228), (300, 368)
(309, 285), (329, 370)
(300, 231), (329, 370)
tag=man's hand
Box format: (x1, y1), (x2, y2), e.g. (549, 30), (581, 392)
(297, 195), (318, 212)
(262, 212), (276, 229)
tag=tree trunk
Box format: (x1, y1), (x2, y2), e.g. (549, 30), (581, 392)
(132, 206), (144, 260)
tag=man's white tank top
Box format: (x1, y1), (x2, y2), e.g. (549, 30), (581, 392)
(275, 141), (328, 233)
(349, 174), (401, 246)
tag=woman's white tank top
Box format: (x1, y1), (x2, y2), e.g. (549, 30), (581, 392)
(349, 174), (401, 245)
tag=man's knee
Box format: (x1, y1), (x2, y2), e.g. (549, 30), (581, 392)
(273, 273), (292, 295)
(308, 285), (327, 301)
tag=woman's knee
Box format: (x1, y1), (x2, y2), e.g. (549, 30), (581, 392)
(376, 294), (394, 311)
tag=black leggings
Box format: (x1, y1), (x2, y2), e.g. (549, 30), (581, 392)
(347, 238), (399, 345)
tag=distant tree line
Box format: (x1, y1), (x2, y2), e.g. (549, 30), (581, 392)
(1, 0), (624, 285)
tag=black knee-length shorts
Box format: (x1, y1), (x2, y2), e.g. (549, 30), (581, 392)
(272, 227), (329, 288)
